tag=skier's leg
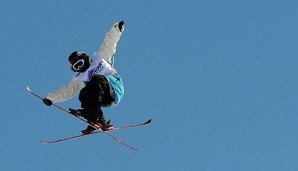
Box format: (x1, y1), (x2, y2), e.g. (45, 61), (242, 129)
(85, 75), (115, 107)
(79, 75), (114, 134)
(78, 80), (100, 134)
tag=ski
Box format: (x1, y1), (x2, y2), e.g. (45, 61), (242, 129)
(40, 119), (152, 144)
(27, 86), (150, 151)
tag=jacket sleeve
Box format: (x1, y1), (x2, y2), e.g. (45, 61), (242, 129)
(45, 77), (85, 103)
(99, 21), (124, 64)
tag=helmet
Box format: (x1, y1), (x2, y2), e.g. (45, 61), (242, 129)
(68, 51), (91, 72)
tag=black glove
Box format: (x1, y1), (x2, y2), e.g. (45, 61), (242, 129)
(118, 20), (124, 32)
(43, 98), (53, 106)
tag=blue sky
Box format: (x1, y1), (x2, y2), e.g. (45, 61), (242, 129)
(1, 0), (298, 170)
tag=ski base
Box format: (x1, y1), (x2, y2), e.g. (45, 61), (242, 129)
(40, 119), (152, 144)
(27, 86), (152, 151)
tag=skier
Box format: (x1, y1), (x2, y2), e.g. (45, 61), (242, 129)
(42, 20), (125, 134)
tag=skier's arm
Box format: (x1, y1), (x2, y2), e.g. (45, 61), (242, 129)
(44, 77), (85, 104)
(99, 21), (124, 64)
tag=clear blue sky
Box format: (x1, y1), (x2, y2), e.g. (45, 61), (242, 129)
(1, 0), (298, 170)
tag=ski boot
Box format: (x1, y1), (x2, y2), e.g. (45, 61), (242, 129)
(81, 121), (101, 135)
(97, 114), (114, 131)
(99, 119), (114, 131)
(81, 119), (113, 135)
(69, 108), (83, 117)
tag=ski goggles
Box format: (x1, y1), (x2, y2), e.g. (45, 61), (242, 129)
(72, 59), (85, 71)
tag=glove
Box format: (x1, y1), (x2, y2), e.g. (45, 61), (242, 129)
(117, 20), (124, 32)
(43, 98), (53, 106)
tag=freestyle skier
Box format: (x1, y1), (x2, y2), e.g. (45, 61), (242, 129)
(42, 20), (125, 135)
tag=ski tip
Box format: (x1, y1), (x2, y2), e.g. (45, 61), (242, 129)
(146, 119), (153, 124)
(26, 86), (31, 92)
(133, 147), (142, 151)
(40, 140), (55, 144)
(40, 140), (48, 144)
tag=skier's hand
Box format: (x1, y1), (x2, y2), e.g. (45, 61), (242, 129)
(115, 20), (124, 32)
(43, 98), (53, 106)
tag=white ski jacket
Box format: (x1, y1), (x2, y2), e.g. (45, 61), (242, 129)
(46, 22), (124, 107)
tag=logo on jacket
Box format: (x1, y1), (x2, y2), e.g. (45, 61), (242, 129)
(90, 62), (102, 77)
